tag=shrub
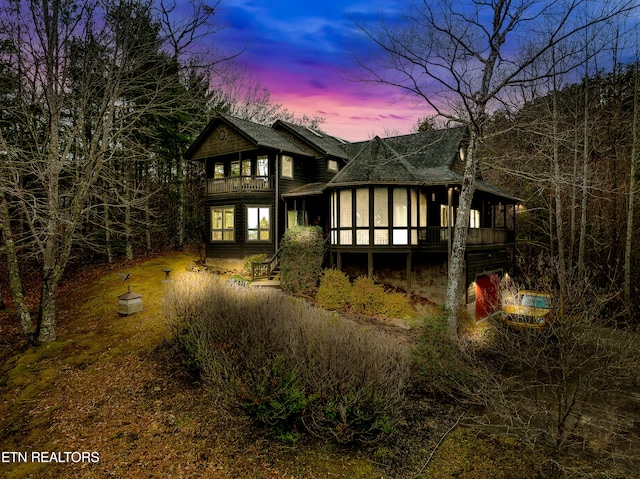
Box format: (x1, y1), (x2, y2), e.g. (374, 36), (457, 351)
(381, 291), (415, 320)
(316, 269), (351, 310)
(279, 226), (324, 294)
(411, 306), (465, 394)
(165, 274), (408, 444)
(349, 276), (386, 316)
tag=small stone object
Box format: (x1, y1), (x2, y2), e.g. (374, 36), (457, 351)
(117, 287), (143, 315)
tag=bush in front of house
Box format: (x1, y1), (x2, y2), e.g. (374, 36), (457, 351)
(349, 276), (389, 316)
(381, 291), (416, 320)
(411, 305), (468, 395)
(317, 271), (415, 319)
(279, 226), (324, 294)
(315, 269), (351, 310)
(165, 274), (408, 444)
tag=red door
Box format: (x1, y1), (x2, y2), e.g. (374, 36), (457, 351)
(476, 274), (500, 320)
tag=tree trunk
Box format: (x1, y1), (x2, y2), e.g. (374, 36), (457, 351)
(0, 192), (34, 339)
(624, 62), (638, 305)
(577, 76), (589, 279)
(105, 201), (113, 264)
(37, 269), (59, 343)
(175, 156), (185, 250)
(445, 131), (478, 338)
(125, 183), (133, 260)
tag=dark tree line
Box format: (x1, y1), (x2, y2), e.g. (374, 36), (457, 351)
(484, 61), (640, 319)
(0, 0), (224, 342)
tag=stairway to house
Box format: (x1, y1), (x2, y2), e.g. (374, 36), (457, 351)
(250, 256), (281, 289)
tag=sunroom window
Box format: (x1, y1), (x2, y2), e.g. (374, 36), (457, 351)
(339, 189), (352, 245)
(355, 188), (369, 245)
(393, 188), (408, 245)
(373, 187), (389, 245)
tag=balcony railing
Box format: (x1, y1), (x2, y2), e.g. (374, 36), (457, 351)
(419, 227), (514, 246)
(206, 176), (273, 195)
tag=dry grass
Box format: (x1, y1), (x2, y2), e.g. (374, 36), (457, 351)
(0, 253), (380, 478)
(0, 252), (551, 478)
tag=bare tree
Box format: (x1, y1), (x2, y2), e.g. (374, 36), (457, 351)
(624, 58), (638, 306)
(354, 0), (638, 338)
(459, 264), (640, 478)
(0, 0), (223, 343)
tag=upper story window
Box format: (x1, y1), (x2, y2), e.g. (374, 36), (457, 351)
(440, 204), (450, 227)
(214, 162), (224, 179)
(257, 156), (269, 177)
(470, 209), (480, 228)
(281, 155), (293, 178)
(231, 160), (240, 177)
(331, 187), (424, 247)
(242, 159), (251, 177)
(327, 159), (338, 172)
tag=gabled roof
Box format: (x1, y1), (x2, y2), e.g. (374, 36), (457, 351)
(328, 136), (423, 186)
(272, 120), (350, 160)
(184, 113), (311, 160)
(343, 127), (468, 170)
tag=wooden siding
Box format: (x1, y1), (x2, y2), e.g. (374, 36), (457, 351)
(190, 124), (254, 159)
(205, 195), (277, 259)
(466, 250), (510, 286)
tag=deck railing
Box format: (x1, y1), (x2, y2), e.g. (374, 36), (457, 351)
(419, 227), (514, 246)
(206, 176), (273, 194)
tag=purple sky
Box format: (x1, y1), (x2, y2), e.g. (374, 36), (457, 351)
(214, 1), (433, 141)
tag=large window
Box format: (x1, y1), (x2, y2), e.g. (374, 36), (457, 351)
(247, 206), (271, 241)
(211, 206), (235, 241)
(330, 187), (433, 246)
(393, 188), (408, 245)
(355, 188), (369, 245)
(373, 187), (389, 245)
(339, 189), (352, 245)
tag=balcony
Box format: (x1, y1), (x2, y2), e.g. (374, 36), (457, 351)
(419, 227), (514, 246)
(206, 176), (273, 195)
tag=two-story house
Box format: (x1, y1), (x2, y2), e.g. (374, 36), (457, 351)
(185, 113), (519, 318)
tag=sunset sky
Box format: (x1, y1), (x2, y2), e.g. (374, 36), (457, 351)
(214, 1), (432, 141)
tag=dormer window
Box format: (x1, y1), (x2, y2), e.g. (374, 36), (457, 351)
(327, 159), (338, 172)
